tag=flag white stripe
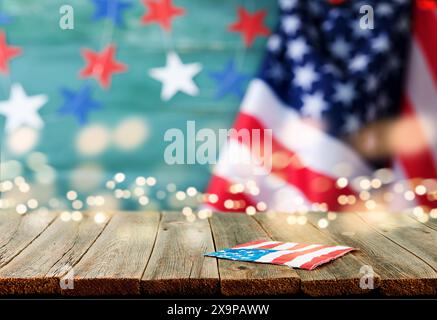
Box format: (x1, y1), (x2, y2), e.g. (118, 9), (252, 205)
(406, 40), (437, 161)
(270, 242), (299, 250)
(256, 244), (323, 263)
(240, 79), (373, 182)
(214, 140), (312, 212)
(285, 246), (351, 268)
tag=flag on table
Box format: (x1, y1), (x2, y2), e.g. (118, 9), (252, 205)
(205, 240), (356, 270)
(205, 0), (437, 213)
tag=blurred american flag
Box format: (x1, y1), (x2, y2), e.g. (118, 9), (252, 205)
(205, 0), (437, 213)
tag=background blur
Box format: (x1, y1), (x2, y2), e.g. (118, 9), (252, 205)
(0, 0), (278, 212)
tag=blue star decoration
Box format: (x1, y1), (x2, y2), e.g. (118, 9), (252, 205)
(58, 84), (102, 124)
(0, 0), (12, 25)
(209, 60), (249, 100)
(0, 12), (12, 25)
(91, 0), (132, 26)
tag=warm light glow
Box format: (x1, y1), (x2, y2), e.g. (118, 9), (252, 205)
(318, 218), (329, 229)
(76, 125), (110, 156)
(7, 127), (39, 155)
(113, 118), (149, 151)
(336, 177), (348, 189)
(94, 212), (107, 224)
(136, 176), (146, 186)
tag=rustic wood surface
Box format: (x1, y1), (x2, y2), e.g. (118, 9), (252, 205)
(0, 210), (436, 297)
(141, 212), (219, 295)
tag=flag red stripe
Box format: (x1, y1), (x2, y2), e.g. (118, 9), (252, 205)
(233, 112), (358, 210)
(271, 245), (331, 264)
(205, 174), (257, 212)
(299, 248), (355, 270)
(414, 6), (437, 86)
(233, 240), (268, 248)
(399, 97), (437, 208)
(255, 243), (282, 249)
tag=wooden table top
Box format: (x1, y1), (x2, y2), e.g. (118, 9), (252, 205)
(0, 210), (436, 297)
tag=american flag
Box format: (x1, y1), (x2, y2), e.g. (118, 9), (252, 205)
(205, 240), (355, 270)
(205, 0), (437, 213)
(395, 3), (437, 210)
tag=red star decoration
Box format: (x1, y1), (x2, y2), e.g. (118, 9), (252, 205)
(141, 0), (185, 32)
(0, 31), (22, 74)
(228, 7), (270, 48)
(80, 44), (127, 89)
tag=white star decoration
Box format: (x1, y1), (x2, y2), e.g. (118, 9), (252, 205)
(149, 51), (202, 101)
(0, 83), (48, 133)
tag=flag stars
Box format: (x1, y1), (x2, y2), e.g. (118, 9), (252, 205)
(294, 64), (319, 91)
(352, 21), (371, 39)
(266, 62), (286, 83)
(349, 54), (369, 72)
(301, 92), (328, 120)
(286, 38), (309, 61)
(281, 15), (300, 34)
(372, 34), (390, 53)
(343, 115), (361, 133)
(267, 34), (281, 52)
(331, 37), (352, 59)
(366, 75), (379, 93)
(279, 0), (298, 10)
(376, 3), (394, 17)
(334, 82), (356, 105)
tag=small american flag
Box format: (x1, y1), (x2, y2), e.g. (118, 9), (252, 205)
(205, 0), (437, 213)
(206, 240), (355, 270)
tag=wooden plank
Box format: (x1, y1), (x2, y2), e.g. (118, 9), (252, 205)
(304, 212), (437, 296)
(357, 212), (437, 272)
(141, 212), (219, 295)
(0, 211), (57, 269)
(64, 212), (160, 296)
(255, 213), (371, 297)
(209, 213), (300, 296)
(408, 212), (437, 231)
(0, 212), (110, 295)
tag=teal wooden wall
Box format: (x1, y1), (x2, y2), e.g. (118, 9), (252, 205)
(0, 0), (278, 210)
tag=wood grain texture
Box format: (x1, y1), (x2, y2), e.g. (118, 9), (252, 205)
(255, 213), (370, 297)
(0, 211), (57, 270)
(305, 212), (437, 296)
(209, 213), (300, 296)
(408, 213), (437, 231)
(141, 212), (219, 295)
(356, 212), (437, 272)
(0, 213), (110, 295)
(64, 212), (160, 296)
